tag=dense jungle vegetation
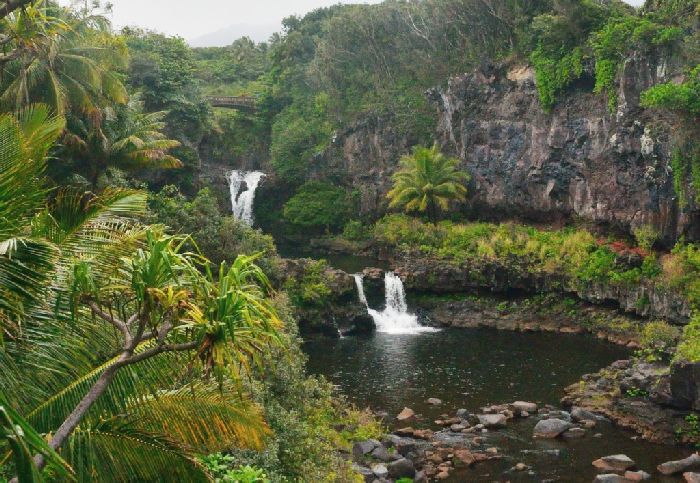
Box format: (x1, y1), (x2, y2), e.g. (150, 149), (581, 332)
(2, 0), (700, 481)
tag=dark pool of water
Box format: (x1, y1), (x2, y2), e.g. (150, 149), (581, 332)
(304, 328), (690, 482)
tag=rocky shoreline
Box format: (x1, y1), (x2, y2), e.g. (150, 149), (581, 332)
(415, 292), (648, 348)
(349, 400), (700, 482)
(561, 358), (700, 447)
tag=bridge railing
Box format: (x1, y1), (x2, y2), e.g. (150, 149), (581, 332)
(207, 96), (257, 108)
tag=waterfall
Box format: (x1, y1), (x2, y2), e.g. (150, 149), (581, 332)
(228, 170), (265, 225)
(353, 274), (368, 307)
(354, 272), (437, 335)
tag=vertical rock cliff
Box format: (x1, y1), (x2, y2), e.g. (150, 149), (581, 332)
(430, 57), (697, 242)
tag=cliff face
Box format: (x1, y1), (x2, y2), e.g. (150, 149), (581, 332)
(310, 116), (418, 216)
(431, 57), (697, 243)
(317, 54), (698, 243)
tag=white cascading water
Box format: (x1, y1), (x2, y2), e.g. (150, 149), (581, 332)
(353, 274), (368, 307)
(354, 272), (437, 334)
(228, 170), (265, 225)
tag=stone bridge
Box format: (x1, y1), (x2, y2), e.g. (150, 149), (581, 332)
(206, 96), (257, 110)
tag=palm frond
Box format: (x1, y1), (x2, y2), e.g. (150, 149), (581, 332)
(132, 384), (270, 452)
(26, 342), (188, 434)
(65, 418), (210, 483)
(0, 391), (75, 482)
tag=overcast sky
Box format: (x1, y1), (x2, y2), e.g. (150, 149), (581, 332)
(65, 0), (646, 45)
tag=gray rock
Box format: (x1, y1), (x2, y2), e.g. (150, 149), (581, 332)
(456, 408), (470, 418)
(427, 397), (442, 405)
(571, 407), (599, 422)
(371, 463), (388, 479)
(450, 423), (467, 432)
(670, 361), (700, 411)
(684, 472), (700, 483)
(658, 453), (700, 475)
(353, 440), (379, 460)
(388, 458), (415, 479)
(371, 445), (397, 462)
(477, 413), (507, 428)
(562, 427), (586, 439)
(533, 418), (573, 438)
(396, 407), (415, 421)
(593, 475), (634, 483)
(611, 360), (632, 370)
(624, 470), (651, 481)
(512, 401), (538, 413)
(395, 439), (417, 457)
(592, 454), (635, 472)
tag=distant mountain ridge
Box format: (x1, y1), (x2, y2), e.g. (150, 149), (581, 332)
(189, 23), (279, 47)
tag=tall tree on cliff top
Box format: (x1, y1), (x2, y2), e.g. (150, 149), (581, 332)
(387, 145), (469, 224)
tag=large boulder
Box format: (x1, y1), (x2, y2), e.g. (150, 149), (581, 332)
(388, 458), (416, 479)
(670, 361), (700, 410)
(477, 413), (507, 428)
(593, 475), (634, 483)
(396, 407), (416, 421)
(658, 453), (700, 475)
(592, 454), (635, 472)
(512, 401), (538, 413)
(352, 440), (379, 460)
(571, 406), (600, 422)
(533, 418), (573, 438)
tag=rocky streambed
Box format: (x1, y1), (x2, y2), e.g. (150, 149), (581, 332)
(349, 401), (700, 482)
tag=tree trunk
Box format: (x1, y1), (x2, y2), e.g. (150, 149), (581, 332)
(10, 352), (129, 482)
(428, 199), (438, 225)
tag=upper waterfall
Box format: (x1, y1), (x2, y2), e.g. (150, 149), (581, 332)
(228, 170), (265, 225)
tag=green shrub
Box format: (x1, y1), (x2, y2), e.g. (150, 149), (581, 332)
(270, 94), (333, 183)
(576, 247), (617, 282)
(284, 260), (334, 309)
(282, 181), (353, 232)
(675, 315), (700, 363)
(664, 242), (700, 308)
(641, 66), (700, 115)
(591, 16), (685, 112)
(530, 46), (584, 110)
(343, 220), (370, 241)
(639, 320), (681, 361)
(199, 454), (269, 482)
(633, 224), (660, 251)
(149, 186), (282, 279)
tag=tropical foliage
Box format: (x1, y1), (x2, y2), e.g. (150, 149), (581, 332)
(0, 2), (128, 116)
(64, 97), (182, 185)
(282, 181), (353, 232)
(387, 145), (469, 223)
(0, 104), (287, 481)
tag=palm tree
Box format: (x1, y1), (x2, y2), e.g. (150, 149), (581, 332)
(65, 97), (182, 185)
(0, 107), (283, 482)
(0, 2), (128, 116)
(387, 144), (470, 223)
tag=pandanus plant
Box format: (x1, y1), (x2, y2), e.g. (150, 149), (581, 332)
(0, 105), (285, 482)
